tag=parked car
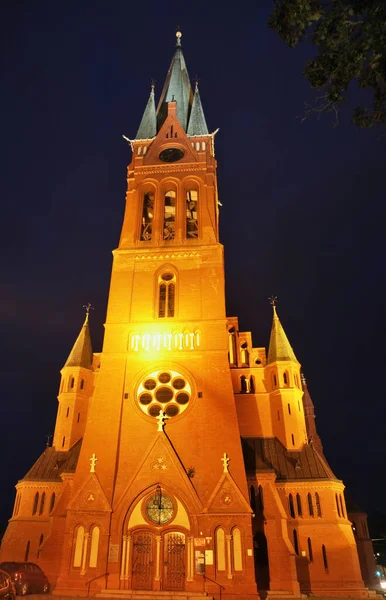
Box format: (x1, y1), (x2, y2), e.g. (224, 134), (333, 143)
(0, 563), (49, 596)
(0, 570), (15, 600)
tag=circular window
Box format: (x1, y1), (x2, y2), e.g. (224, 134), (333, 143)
(145, 491), (174, 525)
(161, 273), (174, 282)
(173, 378), (185, 390)
(176, 392), (189, 405)
(159, 148), (184, 163)
(139, 393), (152, 405)
(159, 372), (171, 383)
(255, 358), (262, 365)
(137, 369), (192, 420)
(144, 379), (157, 390)
(156, 387), (174, 403)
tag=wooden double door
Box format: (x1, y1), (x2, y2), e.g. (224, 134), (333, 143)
(131, 530), (186, 591)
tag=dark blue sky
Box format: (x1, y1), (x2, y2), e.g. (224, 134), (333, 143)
(1, 0), (385, 534)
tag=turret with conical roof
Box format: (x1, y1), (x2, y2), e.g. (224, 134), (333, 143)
(135, 85), (157, 140)
(267, 304), (298, 364)
(53, 309), (95, 451)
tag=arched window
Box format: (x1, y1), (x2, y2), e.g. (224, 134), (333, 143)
(24, 540), (30, 562)
(296, 493), (302, 516)
(32, 492), (39, 515)
(158, 272), (176, 318)
(288, 403), (291, 415)
(250, 376), (255, 393)
(335, 493), (341, 517)
(73, 526), (85, 568)
(240, 375), (250, 393)
(70, 377), (75, 389)
(250, 485), (256, 513)
(163, 190), (176, 240)
(315, 492), (322, 517)
(137, 146), (142, 155)
(89, 526), (100, 568)
(291, 433), (295, 446)
(307, 537), (313, 562)
(186, 189), (198, 238)
(293, 529), (299, 555)
(307, 493), (314, 517)
(215, 527), (226, 572)
(228, 327), (237, 365)
(240, 343), (249, 366)
(288, 494), (295, 518)
(283, 372), (288, 385)
(80, 379), (85, 390)
(77, 412), (80, 423)
(66, 407), (70, 417)
(339, 494), (345, 518)
(232, 527), (242, 571)
(258, 485), (264, 512)
(39, 492), (46, 515)
(273, 374), (277, 387)
(62, 436), (65, 448)
(49, 493), (56, 513)
(141, 191), (154, 241)
(322, 544), (328, 570)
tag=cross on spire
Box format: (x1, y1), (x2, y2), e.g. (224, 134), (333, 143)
(156, 410), (169, 432)
(82, 303), (94, 324)
(90, 453), (98, 473)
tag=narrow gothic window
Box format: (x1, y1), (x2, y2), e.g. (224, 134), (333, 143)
(62, 436), (65, 448)
(158, 272), (176, 318)
(89, 526), (100, 568)
(339, 494), (345, 518)
(24, 540), (30, 562)
(273, 374), (277, 387)
(215, 527), (226, 571)
(307, 493), (314, 517)
(50, 493), (56, 513)
(336, 493), (341, 517)
(289, 494), (295, 518)
(296, 493), (302, 516)
(80, 379), (84, 390)
(141, 191), (154, 241)
(232, 527), (243, 571)
(39, 492), (46, 515)
(163, 190), (176, 240)
(66, 407), (70, 417)
(293, 529), (299, 555)
(283, 372), (288, 385)
(73, 526), (85, 568)
(291, 433), (295, 446)
(37, 534), (44, 558)
(322, 544), (328, 570)
(186, 189), (198, 238)
(288, 403), (291, 415)
(228, 328), (237, 365)
(240, 343), (249, 366)
(77, 412), (80, 423)
(32, 492), (39, 515)
(315, 492), (322, 517)
(307, 537), (313, 562)
(70, 377), (75, 389)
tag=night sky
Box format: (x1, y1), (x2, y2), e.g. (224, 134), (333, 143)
(1, 1), (385, 536)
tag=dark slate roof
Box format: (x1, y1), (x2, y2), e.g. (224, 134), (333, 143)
(22, 439), (82, 482)
(267, 306), (298, 364)
(156, 44), (192, 132)
(136, 87), (157, 140)
(242, 437), (337, 481)
(64, 316), (93, 369)
(187, 85), (209, 136)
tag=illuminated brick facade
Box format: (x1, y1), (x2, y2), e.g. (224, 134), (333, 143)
(0, 34), (371, 599)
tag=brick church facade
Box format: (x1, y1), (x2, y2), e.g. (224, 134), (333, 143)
(0, 32), (376, 599)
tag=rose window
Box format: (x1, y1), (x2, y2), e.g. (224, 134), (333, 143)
(137, 370), (191, 419)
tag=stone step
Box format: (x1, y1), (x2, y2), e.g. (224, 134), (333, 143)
(96, 591), (213, 600)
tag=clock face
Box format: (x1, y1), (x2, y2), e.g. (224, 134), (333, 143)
(145, 492), (174, 525)
(159, 148), (184, 163)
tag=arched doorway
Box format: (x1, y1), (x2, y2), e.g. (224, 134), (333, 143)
(163, 531), (185, 590)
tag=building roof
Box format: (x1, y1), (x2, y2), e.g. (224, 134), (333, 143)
(187, 83), (209, 136)
(242, 437), (337, 481)
(136, 86), (157, 140)
(267, 305), (298, 364)
(21, 439), (82, 482)
(64, 314), (93, 369)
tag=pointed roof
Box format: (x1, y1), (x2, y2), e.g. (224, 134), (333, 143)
(267, 305), (298, 364)
(156, 31), (193, 132)
(135, 85), (157, 140)
(187, 82), (209, 136)
(301, 373), (324, 455)
(64, 313), (93, 370)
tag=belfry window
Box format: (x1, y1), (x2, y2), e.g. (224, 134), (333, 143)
(141, 191), (154, 241)
(186, 189), (198, 238)
(49, 493), (56, 513)
(32, 492), (39, 515)
(307, 493), (314, 517)
(315, 492), (322, 517)
(158, 272), (176, 318)
(307, 537), (313, 562)
(322, 544), (328, 570)
(39, 492), (45, 515)
(289, 494), (295, 518)
(163, 190), (176, 240)
(293, 529), (299, 555)
(296, 493), (302, 516)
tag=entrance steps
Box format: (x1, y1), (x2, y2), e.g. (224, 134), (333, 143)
(96, 591), (213, 600)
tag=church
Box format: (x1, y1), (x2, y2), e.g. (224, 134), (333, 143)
(0, 32), (374, 599)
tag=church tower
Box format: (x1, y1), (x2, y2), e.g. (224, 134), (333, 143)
(1, 32), (369, 600)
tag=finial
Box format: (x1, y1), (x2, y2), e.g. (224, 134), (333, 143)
(221, 453), (230, 473)
(194, 77), (199, 93)
(156, 410), (169, 432)
(176, 28), (182, 46)
(268, 296), (278, 317)
(90, 453), (98, 473)
(150, 79), (155, 93)
(45, 433), (52, 447)
(82, 303), (94, 324)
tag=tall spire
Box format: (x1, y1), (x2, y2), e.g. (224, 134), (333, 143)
(64, 310), (93, 370)
(187, 81), (209, 136)
(135, 84), (157, 140)
(156, 30), (193, 132)
(267, 300), (298, 364)
(301, 373), (324, 454)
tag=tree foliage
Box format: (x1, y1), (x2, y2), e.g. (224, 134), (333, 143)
(269, 0), (386, 128)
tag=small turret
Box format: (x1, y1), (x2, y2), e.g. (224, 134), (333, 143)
(187, 82), (209, 136)
(135, 84), (157, 140)
(267, 304), (298, 364)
